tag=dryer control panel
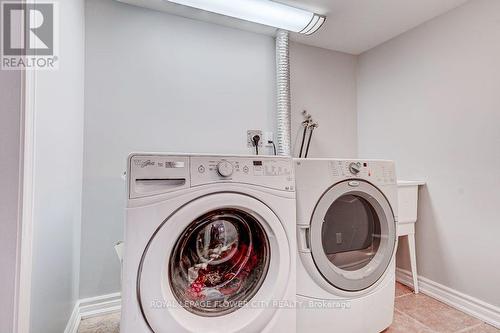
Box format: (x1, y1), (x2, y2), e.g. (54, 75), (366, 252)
(128, 154), (294, 199)
(328, 160), (396, 185)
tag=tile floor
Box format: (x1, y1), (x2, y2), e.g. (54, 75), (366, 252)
(385, 283), (498, 333)
(77, 283), (499, 333)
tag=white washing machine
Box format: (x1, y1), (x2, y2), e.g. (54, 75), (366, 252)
(121, 153), (296, 333)
(294, 159), (398, 333)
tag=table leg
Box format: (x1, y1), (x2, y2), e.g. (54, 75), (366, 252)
(408, 233), (419, 294)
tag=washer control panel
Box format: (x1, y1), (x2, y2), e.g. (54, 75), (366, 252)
(191, 156), (294, 191)
(128, 154), (295, 198)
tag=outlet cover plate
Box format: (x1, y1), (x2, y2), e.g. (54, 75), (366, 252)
(247, 130), (263, 148)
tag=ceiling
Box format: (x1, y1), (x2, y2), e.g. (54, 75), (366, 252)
(281, 0), (469, 54)
(118, 0), (469, 55)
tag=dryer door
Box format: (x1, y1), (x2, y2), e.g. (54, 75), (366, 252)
(138, 192), (291, 333)
(309, 180), (396, 291)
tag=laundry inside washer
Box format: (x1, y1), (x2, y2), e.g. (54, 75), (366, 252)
(170, 209), (270, 315)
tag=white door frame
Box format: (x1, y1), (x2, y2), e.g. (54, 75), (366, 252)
(13, 0), (42, 331)
(15, 63), (37, 333)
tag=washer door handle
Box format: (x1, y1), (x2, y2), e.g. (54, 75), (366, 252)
(298, 225), (311, 253)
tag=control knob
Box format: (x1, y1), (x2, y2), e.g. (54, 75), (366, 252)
(217, 160), (234, 177)
(349, 162), (362, 175)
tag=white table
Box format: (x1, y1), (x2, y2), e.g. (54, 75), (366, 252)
(397, 180), (425, 293)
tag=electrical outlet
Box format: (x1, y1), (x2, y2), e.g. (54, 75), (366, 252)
(264, 131), (274, 146)
(247, 130), (263, 148)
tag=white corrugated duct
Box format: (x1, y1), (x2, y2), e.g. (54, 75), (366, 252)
(275, 29), (292, 156)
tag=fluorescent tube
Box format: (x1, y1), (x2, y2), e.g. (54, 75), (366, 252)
(164, 0), (326, 35)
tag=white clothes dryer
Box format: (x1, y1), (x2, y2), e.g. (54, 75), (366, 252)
(121, 153), (296, 333)
(294, 159), (398, 333)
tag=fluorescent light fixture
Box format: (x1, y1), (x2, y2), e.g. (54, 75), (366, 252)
(164, 0), (326, 35)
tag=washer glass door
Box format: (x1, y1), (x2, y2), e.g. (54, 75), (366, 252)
(169, 209), (270, 316)
(310, 180), (396, 291)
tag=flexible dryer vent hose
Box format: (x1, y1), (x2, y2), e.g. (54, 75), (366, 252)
(275, 29), (291, 156)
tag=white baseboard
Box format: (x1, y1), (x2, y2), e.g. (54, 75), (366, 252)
(64, 293), (122, 333)
(64, 302), (80, 333)
(79, 292), (122, 320)
(396, 268), (500, 329)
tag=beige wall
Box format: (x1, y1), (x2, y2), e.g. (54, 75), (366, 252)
(81, 0), (278, 298)
(358, 0), (500, 307)
(0, 55), (23, 333)
(29, 0), (86, 332)
(290, 42), (358, 158)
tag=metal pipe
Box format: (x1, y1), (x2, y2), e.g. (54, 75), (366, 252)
(304, 123), (318, 158)
(299, 124), (308, 158)
(275, 29), (291, 156)
(299, 111), (312, 157)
